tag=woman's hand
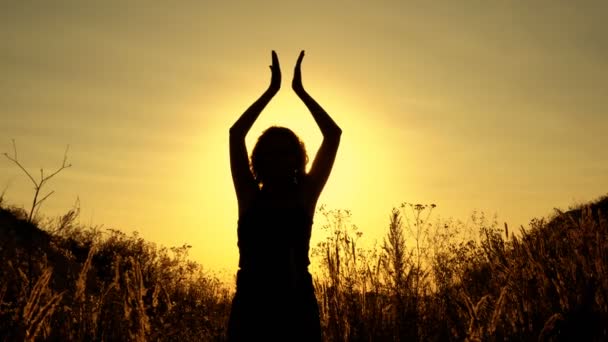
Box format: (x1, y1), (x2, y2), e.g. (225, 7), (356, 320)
(292, 50), (305, 95)
(269, 50), (281, 94)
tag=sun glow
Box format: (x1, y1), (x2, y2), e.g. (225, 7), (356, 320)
(174, 80), (404, 272)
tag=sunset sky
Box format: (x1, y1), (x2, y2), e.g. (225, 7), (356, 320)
(1, 1), (607, 274)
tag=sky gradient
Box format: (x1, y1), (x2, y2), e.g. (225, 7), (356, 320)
(2, 1), (607, 274)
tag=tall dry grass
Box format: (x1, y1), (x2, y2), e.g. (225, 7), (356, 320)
(0, 204), (232, 341)
(1, 194), (607, 340)
(311, 198), (608, 341)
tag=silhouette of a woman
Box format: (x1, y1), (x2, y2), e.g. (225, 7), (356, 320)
(228, 51), (341, 341)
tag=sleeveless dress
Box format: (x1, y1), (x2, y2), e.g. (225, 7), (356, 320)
(227, 187), (321, 341)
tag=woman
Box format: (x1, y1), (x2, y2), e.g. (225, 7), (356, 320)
(228, 51), (341, 341)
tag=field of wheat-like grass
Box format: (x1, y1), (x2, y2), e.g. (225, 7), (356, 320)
(1, 195), (607, 341)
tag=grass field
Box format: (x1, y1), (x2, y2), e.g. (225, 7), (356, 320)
(1, 195), (607, 341)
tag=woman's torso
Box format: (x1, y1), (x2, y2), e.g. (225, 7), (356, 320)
(237, 184), (314, 277)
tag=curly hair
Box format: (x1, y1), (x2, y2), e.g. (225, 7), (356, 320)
(250, 126), (308, 185)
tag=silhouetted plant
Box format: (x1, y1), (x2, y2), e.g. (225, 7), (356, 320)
(0, 202), (232, 341)
(2, 188), (607, 340)
(3, 140), (71, 223)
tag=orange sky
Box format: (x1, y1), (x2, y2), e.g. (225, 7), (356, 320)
(2, 1), (607, 275)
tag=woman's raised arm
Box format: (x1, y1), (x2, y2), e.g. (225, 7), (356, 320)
(230, 51), (281, 212)
(292, 51), (342, 204)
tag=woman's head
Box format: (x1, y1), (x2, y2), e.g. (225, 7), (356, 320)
(251, 126), (308, 187)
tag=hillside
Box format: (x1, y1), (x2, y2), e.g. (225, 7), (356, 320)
(1, 195), (607, 341)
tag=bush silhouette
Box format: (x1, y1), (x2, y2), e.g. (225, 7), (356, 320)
(1, 195), (607, 340)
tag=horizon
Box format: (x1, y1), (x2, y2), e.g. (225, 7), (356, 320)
(2, 1), (608, 274)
